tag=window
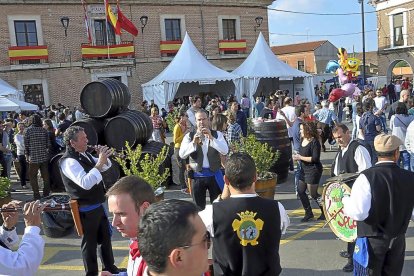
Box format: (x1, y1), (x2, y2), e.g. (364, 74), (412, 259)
(393, 13), (404, 47)
(23, 84), (44, 107)
(222, 19), (236, 40)
(297, 60), (305, 71)
(94, 19), (116, 46)
(14, 20), (38, 46)
(165, 19), (181, 41)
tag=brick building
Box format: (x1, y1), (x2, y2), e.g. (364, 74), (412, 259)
(271, 40), (338, 74)
(372, 0), (414, 81)
(0, 0), (272, 109)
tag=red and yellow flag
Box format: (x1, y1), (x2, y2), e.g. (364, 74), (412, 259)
(104, 0), (121, 35)
(117, 2), (138, 37)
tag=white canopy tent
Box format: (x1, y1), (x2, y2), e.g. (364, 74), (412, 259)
(232, 32), (315, 105)
(0, 97), (20, 112)
(142, 33), (239, 109)
(8, 98), (38, 111)
(0, 79), (19, 96)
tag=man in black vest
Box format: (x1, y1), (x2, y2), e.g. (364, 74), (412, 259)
(342, 134), (414, 275)
(59, 126), (119, 276)
(331, 123), (372, 273)
(199, 153), (290, 276)
(179, 110), (228, 210)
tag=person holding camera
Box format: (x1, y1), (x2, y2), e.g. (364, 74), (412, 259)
(179, 110), (228, 210)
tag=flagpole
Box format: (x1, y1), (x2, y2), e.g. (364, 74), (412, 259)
(104, 0), (110, 59)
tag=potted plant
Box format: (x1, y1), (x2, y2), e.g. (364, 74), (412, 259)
(232, 134), (280, 199)
(0, 167), (12, 224)
(114, 142), (170, 201)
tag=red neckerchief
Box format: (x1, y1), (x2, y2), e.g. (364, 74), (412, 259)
(129, 240), (147, 276)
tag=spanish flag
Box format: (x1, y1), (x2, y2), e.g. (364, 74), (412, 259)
(104, 0), (121, 35)
(117, 3), (138, 36)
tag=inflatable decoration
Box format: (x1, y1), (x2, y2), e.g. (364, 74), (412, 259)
(328, 88), (345, 103)
(341, 83), (356, 97)
(325, 60), (340, 74)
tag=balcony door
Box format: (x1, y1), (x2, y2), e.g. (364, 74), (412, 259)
(94, 19), (116, 46)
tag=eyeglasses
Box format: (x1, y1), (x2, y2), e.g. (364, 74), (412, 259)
(180, 231), (211, 250)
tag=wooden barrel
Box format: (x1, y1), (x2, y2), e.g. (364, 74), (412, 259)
(104, 110), (153, 150)
(80, 79), (131, 118)
(101, 158), (121, 190)
(71, 118), (105, 146)
(252, 120), (291, 182)
(142, 141), (173, 187)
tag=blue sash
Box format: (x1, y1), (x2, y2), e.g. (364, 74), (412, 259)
(194, 168), (225, 191)
(353, 237), (369, 276)
(79, 203), (113, 236)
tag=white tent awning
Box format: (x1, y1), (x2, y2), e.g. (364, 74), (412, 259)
(0, 79), (18, 96)
(142, 33), (239, 109)
(0, 97), (20, 112)
(8, 98), (38, 111)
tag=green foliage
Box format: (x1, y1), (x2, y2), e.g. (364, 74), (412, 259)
(232, 134), (280, 179)
(114, 142), (170, 189)
(165, 108), (179, 133)
(0, 165), (11, 198)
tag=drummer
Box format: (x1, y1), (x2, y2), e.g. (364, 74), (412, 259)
(331, 123), (371, 273)
(342, 134), (414, 275)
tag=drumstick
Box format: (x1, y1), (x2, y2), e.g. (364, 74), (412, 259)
(323, 207), (343, 228)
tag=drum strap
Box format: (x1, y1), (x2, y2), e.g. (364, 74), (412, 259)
(337, 151), (345, 175)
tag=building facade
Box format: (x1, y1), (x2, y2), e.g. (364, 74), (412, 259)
(271, 40), (338, 74)
(373, 0), (414, 81)
(0, 0), (272, 108)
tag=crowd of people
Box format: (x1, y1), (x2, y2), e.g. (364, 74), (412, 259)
(1, 78), (414, 275)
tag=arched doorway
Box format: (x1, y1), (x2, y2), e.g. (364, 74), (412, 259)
(387, 59), (413, 83)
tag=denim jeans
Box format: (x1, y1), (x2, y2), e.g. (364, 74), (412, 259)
(3, 153), (13, 178)
(410, 153), (414, 172)
(378, 115), (387, 134)
(398, 150), (411, 171)
(294, 160), (303, 193)
(352, 118), (357, 140)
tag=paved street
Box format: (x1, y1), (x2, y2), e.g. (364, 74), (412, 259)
(7, 142), (414, 276)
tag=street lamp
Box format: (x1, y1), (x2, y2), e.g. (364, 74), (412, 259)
(60, 16), (70, 37)
(358, 0), (366, 86)
(140, 15), (148, 33)
(254, 16), (263, 33)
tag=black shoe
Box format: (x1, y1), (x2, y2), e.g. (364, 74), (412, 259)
(342, 261), (353, 273)
(317, 213), (325, 220)
(301, 212), (314, 222)
(339, 251), (351, 258)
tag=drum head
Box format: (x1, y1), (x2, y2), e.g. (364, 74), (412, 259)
(322, 182), (357, 242)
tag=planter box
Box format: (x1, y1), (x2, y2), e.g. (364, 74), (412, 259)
(255, 173), (278, 199)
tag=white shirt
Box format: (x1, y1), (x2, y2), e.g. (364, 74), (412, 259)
(281, 106), (297, 137)
(179, 130), (229, 168)
(405, 121), (414, 154)
(199, 194), (290, 236)
(186, 107), (197, 127)
(127, 239), (148, 276)
(342, 161), (414, 221)
(0, 226), (44, 276)
(60, 153), (111, 190)
(373, 96), (387, 112)
(333, 141), (372, 176)
(75, 110), (84, 121)
(14, 133), (25, 156)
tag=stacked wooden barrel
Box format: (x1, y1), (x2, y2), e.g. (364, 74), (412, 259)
(252, 120), (292, 183)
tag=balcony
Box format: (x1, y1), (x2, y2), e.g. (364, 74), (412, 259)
(380, 34), (414, 52)
(160, 40), (182, 56)
(8, 45), (48, 65)
(81, 41), (135, 60)
(218, 39), (247, 54)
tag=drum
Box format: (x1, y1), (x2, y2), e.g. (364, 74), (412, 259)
(322, 181), (357, 242)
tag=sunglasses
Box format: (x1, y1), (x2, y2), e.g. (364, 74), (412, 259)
(180, 231), (211, 250)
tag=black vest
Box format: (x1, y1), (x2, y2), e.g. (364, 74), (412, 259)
(212, 197), (282, 276)
(331, 140), (361, 177)
(358, 162), (414, 238)
(59, 149), (106, 206)
(188, 130), (222, 172)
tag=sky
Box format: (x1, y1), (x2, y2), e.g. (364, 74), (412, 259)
(268, 0), (378, 53)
